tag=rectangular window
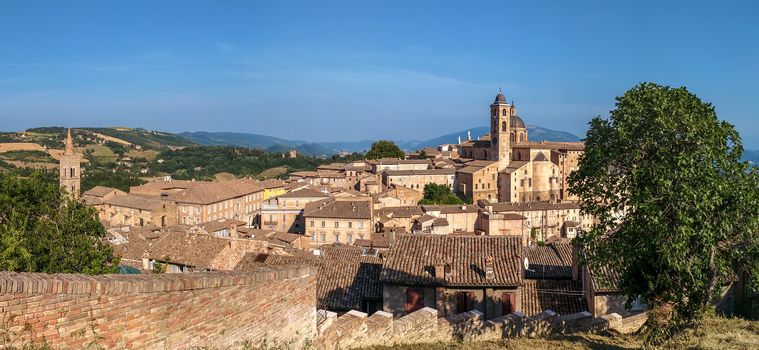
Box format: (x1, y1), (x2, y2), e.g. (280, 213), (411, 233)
(456, 292), (474, 314)
(334, 232), (340, 242)
(320, 233), (326, 242)
(359, 222), (364, 229)
(310, 221), (314, 227)
(348, 222), (353, 228)
(334, 222), (339, 228)
(310, 234), (315, 241)
(405, 288), (425, 313)
(347, 234), (353, 243)
(321, 221), (326, 228)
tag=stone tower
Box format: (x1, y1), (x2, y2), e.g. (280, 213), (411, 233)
(490, 90), (512, 170)
(59, 129), (81, 198)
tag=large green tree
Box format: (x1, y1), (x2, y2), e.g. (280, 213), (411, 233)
(418, 183), (466, 205)
(0, 173), (118, 274)
(569, 83), (758, 343)
(365, 140), (405, 160)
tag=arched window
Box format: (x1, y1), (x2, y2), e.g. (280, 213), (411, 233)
(70, 167), (75, 178)
(519, 133), (524, 142)
(510, 133), (515, 142)
(502, 121), (507, 132)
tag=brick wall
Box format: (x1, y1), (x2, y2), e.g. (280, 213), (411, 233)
(0, 265), (316, 349)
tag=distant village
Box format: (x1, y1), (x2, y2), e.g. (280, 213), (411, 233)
(49, 91), (730, 324)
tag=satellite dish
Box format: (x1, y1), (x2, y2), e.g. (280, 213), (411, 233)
(523, 257), (529, 270)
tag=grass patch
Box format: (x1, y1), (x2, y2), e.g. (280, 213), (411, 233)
(258, 166), (288, 179)
(361, 316), (759, 350)
(80, 144), (117, 162)
(126, 149), (159, 160)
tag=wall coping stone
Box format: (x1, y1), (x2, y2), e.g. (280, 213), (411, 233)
(0, 265), (314, 295)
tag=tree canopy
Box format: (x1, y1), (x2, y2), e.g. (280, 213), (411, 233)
(418, 183), (466, 205)
(365, 140), (405, 160)
(569, 83), (759, 343)
(0, 173), (118, 274)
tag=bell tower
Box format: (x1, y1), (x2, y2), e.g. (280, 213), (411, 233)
(490, 89), (512, 170)
(59, 129), (81, 198)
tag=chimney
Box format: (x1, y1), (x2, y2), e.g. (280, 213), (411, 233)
(484, 255), (495, 280)
(230, 224), (238, 239)
(142, 250), (150, 270)
(434, 264), (445, 280)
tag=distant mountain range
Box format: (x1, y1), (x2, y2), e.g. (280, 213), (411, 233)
(180, 125), (583, 157)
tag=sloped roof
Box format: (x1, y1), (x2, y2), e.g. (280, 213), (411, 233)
(375, 206), (424, 218)
(277, 188), (330, 199)
(525, 243), (574, 279)
(168, 179), (263, 204)
(522, 279), (587, 317)
(83, 185), (119, 198)
(303, 198), (372, 219)
(105, 194), (167, 211)
(147, 232), (230, 269)
(236, 253), (382, 311)
(380, 235), (523, 287)
(320, 244), (382, 264)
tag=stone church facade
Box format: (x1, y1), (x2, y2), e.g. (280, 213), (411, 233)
(457, 91), (584, 203)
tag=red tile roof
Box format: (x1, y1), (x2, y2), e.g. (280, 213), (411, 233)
(380, 235), (523, 287)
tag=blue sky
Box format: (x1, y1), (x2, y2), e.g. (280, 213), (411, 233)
(1, 0), (757, 147)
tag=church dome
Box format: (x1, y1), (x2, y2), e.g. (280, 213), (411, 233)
(510, 115), (526, 129)
(494, 92), (507, 103)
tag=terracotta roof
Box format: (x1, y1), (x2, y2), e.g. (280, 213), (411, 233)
(375, 206), (424, 218)
(383, 168), (456, 176)
(367, 158), (432, 165)
(489, 201), (581, 212)
(525, 243), (574, 279)
(237, 253), (382, 311)
(522, 279), (587, 317)
(380, 235), (523, 287)
(422, 204), (479, 214)
(303, 198), (372, 219)
(432, 218), (449, 226)
(148, 232), (230, 269)
(320, 244), (382, 264)
(317, 162), (346, 171)
(167, 179), (263, 204)
(277, 188), (330, 198)
(83, 186), (119, 198)
(465, 160), (498, 167)
(199, 219), (246, 234)
(500, 161), (530, 174)
(512, 141), (585, 152)
(104, 194), (167, 211)
(130, 179), (206, 192)
(354, 238), (392, 249)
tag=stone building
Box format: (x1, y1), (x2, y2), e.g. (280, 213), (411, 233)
(380, 235), (524, 320)
(59, 129), (81, 198)
(455, 160), (499, 202)
(303, 197), (374, 247)
(478, 200), (593, 243)
(372, 185), (423, 209)
(259, 188), (331, 233)
(168, 179), (265, 226)
(82, 186), (126, 206)
(382, 168), (456, 191)
(457, 91), (584, 203)
(99, 193), (176, 227)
